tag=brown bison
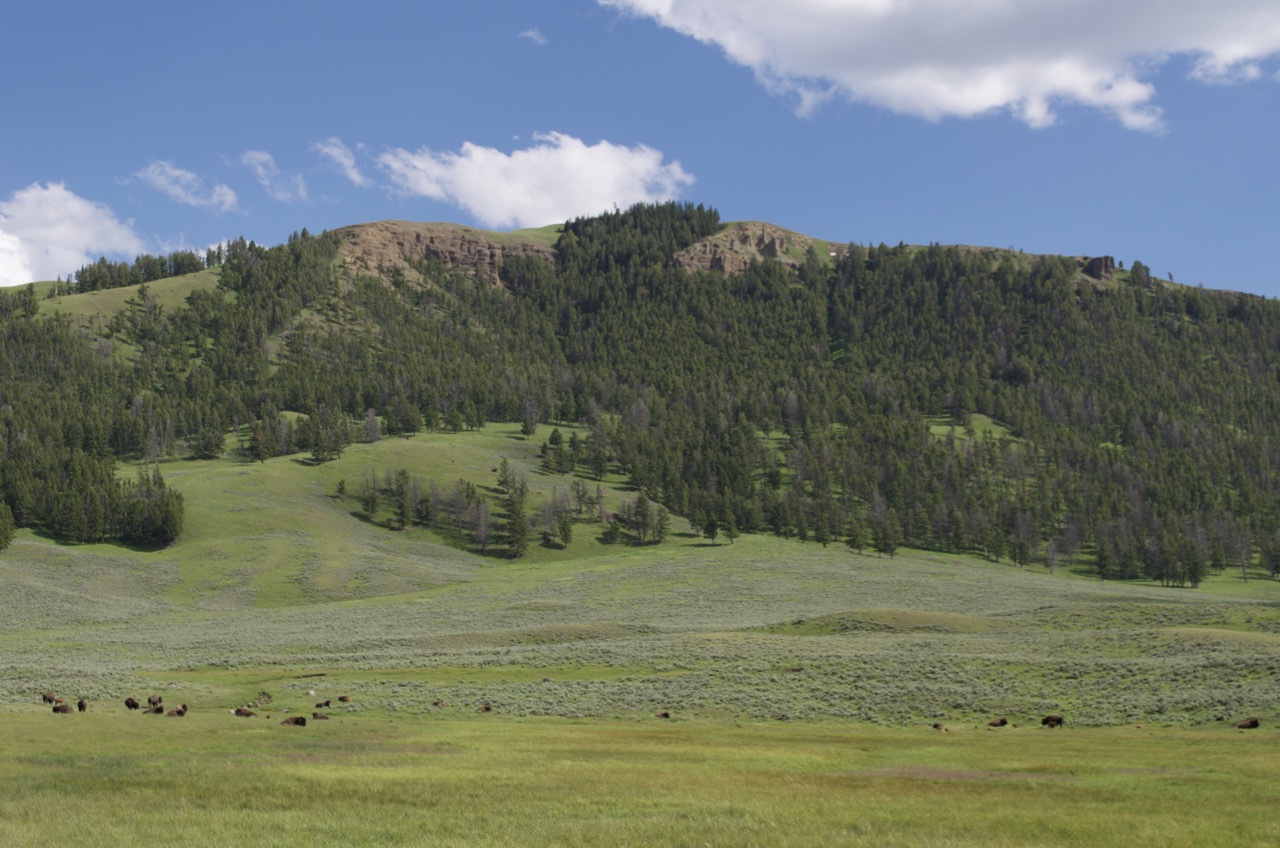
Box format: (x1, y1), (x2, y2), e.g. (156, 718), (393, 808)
(148, 705), (165, 714)
(166, 705), (187, 717)
(311, 712), (331, 720)
(147, 695), (163, 708)
(1041, 715), (1065, 728)
(988, 717), (1008, 727)
(77, 699), (87, 713)
(432, 699), (447, 708)
(234, 707), (257, 717)
(281, 716), (307, 727)
(656, 710), (671, 719)
(41, 692), (57, 704)
(338, 695), (352, 703)
(315, 699), (331, 708)
(1235, 717), (1260, 729)
(52, 704), (74, 714)
(124, 697), (140, 710)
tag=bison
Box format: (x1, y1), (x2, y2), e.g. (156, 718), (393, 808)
(338, 695), (352, 703)
(311, 712), (331, 720)
(147, 695), (163, 708)
(77, 699), (87, 713)
(166, 705), (187, 717)
(234, 707), (257, 717)
(41, 692), (57, 704)
(1235, 717), (1260, 729)
(52, 704), (74, 714)
(315, 699), (331, 708)
(988, 717), (1008, 727)
(1041, 715), (1065, 728)
(148, 705), (165, 714)
(656, 710), (671, 719)
(124, 697), (140, 710)
(281, 716), (307, 727)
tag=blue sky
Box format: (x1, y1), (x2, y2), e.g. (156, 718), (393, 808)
(2, 1), (1278, 296)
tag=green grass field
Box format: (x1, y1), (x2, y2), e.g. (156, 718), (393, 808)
(3, 423), (1279, 844)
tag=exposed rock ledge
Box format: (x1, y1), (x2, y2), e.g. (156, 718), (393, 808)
(672, 222), (840, 275)
(335, 221), (556, 284)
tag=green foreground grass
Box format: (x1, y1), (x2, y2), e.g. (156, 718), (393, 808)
(4, 712), (1277, 847)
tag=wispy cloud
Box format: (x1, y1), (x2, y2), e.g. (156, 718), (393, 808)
(519, 28), (548, 45)
(312, 137), (371, 188)
(241, 150), (308, 203)
(378, 131), (694, 229)
(0, 182), (144, 285)
(599, 0), (1280, 131)
(134, 160), (238, 212)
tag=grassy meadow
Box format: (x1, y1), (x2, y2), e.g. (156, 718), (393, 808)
(3, 423), (1279, 845)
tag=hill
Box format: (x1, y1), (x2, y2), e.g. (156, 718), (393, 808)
(4, 202), (1280, 579)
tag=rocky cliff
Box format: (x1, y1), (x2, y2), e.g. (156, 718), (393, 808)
(335, 221), (557, 285)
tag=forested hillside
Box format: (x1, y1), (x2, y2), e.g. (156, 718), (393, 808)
(3, 202), (1279, 587)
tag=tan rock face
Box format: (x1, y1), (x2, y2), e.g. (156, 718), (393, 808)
(672, 222), (834, 275)
(335, 221), (556, 285)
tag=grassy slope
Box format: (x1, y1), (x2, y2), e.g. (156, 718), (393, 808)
(3, 423), (1277, 724)
(36, 268), (221, 326)
(3, 424), (1279, 845)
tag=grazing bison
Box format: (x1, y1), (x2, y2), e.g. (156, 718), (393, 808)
(311, 712), (331, 720)
(124, 697), (140, 710)
(77, 699), (87, 713)
(315, 699), (331, 708)
(52, 704), (74, 714)
(147, 695), (163, 708)
(281, 716), (307, 727)
(931, 723), (950, 733)
(338, 695), (352, 703)
(988, 718), (1008, 727)
(476, 704), (492, 713)
(1041, 715), (1065, 728)
(234, 707), (257, 717)
(656, 711), (671, 719)
(1235, 718), (1260, 729)
(166, 705), (187, 717)
(42, 692), (57, 704)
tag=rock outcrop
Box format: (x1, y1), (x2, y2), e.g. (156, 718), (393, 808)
(672, 222), (840, 275)
(1081, 255), (1116, 280)
(335, 221), (556, 285)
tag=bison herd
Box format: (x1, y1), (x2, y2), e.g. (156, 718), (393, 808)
(41, 689), (357, 726)
(40, 690), (1265, 731)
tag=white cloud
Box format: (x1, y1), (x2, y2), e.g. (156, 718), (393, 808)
(519, 28), (548, 45)
(378, 132), (694, 229)
(598, 0), (1280, 130)
(134, 160), (238, 212)
(241, 150), (308, 203)
(0, 182), (144, 286)
(313, 137), (371, 187)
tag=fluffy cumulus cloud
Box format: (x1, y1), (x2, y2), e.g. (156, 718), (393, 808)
(134, 160), (238, 212)
(0, 183), (144, 286)
(598, 0), (1280, 130)
(312, 137), (371, 188)
(241, 150), (308, 203)
(378, 132), (694, 229)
